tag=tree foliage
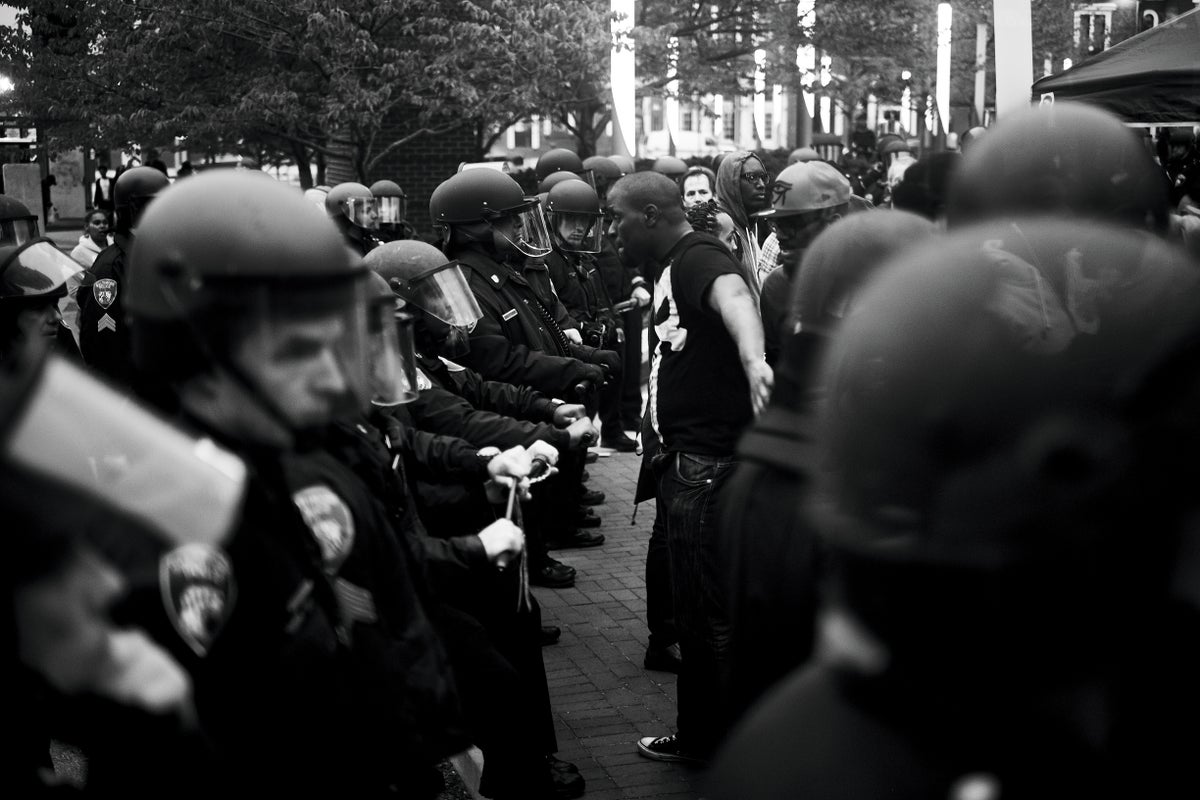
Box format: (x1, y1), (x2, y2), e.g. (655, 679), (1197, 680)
(0, 0), (612, 181)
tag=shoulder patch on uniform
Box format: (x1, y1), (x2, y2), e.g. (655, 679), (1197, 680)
(293, 485), (356, 574)
(159, 543), (236, 657)
(502, 308), (518, 321)
(93, 278), (117, 309)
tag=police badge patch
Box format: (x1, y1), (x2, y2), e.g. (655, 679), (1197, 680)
(93, 278), (118, 309)
(159, 543), (236, 657)
(293, 485), (356, 574)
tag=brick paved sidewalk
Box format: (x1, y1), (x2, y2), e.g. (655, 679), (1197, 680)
(534, 448), (702, 800)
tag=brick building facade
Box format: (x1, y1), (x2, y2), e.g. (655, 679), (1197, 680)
(325, 114), (479, 241)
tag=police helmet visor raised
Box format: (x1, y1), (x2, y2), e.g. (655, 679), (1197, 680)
(0, 241), (84, 300)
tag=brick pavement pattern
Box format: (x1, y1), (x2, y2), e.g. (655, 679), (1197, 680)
(536, 448), (703, 800)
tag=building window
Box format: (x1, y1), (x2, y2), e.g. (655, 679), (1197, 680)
(1074, 4), (1115, 54)
(723, 110), (735, 140)
(682, 108), (694, 132)
(514, 127), (532, 149)
(650, 98), (664, 131)
(764, 111), (773, 140)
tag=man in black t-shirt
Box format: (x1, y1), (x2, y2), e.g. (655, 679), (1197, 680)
(606, 171), (772, 764)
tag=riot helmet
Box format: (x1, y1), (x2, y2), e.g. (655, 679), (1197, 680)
(364, 240), (483, 359)
(429, 169), (553, 258)
(787, 147), (821, 165)
(537, 171), (578, 194)
(947, 103), (1170, 233)
(325, 181), (380, 231)
(607, 154), (636, 176)
(583, 156), (622, 201)
(369, 179), (408, 230)
(546, 179), (605, 254)
(362, 269), (418, 405)
(127, 171), (381, 432)
(535, 148), (585, 182)
(810, 217), (1200, 685)
(652, 156), (689, 179)
(113, 166), (170, 231)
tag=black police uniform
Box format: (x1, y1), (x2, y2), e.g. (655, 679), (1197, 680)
(77, 233), (135, 387)
(328, 420), (573, 800)
(92, 437), (466, 796)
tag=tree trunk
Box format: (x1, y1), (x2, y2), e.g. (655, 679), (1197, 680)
(315, 149), (327, 187)
(290, 141), (313, 189)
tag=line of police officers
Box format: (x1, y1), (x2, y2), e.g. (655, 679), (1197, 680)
(1, 149), (647, 796)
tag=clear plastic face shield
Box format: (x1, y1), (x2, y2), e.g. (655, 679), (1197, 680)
(0, 215), (40, 247)
(1, 349), (248, 548)
(394, 260), (484, 326)
(340, 196), (381, 231)
(226, 279), (374, 429)
(376, 194), (407, 226)
(551, 210), (605, 254)
(366, 295), (419, 406)
(484, 198), (554, 258)
(0, 240), (83, 299)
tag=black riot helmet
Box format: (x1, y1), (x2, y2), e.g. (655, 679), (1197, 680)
(0, 194), (82, 352)
(947, 103), (1170, 233)
(325, 181), (380, 231)
(546, 179), (605, 254)
(369, 179), (409, 236)
(430, 169), (553, 258)
(535, 148), (585, 183)
(652, 156), (689, 179)
(364, 240), (483, 358)
(582, 156), (622, 202)
(113, 166), (170, 233)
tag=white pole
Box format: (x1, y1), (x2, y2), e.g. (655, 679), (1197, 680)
(610, 0), (637, 157)
(936, 3), (953, 135)
(975, 23), (988, 125)
(993, 0), (1034, 117)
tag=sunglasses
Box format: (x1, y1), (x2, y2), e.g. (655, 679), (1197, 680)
(740, 170), (770, 185)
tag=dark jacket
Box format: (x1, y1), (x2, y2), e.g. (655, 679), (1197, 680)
(453, 246), (601, 398)
(77, 233), (134, 387)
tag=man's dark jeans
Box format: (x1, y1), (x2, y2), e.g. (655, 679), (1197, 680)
(656, 450), (737, 758)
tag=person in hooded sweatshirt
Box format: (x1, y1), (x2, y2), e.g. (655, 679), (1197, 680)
(69, 210), (113, 268)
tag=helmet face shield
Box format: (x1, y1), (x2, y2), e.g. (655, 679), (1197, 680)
(228, 281), (373, 429)
(1, 241), (85, 299)
(3, 353), (248, 547)
(551, 210), (604, 254)
(486, 199), (553, 258)
(1, 217), (40, 247)
(367, 300), (419, 406)
(340, 196), (381, 230)
(395, 261), (483, 325)
(376, 195), (407, 226)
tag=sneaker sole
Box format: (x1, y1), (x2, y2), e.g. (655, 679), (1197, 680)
(547, 538), (606, 550)
(635, 738), (705, 765)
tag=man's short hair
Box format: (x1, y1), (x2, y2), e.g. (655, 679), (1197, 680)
(610, 171), (685, 221)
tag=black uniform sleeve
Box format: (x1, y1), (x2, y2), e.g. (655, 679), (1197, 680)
(77, 245), (135, 388)
(450, 366), (559, 423)
(407, 385), (572, 452)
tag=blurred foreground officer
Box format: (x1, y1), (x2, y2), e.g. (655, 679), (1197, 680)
(77, 165), (169, 386)
(707, 219), (1200, 799)
(3, 343), (238, 795)
(125, 172), (466, 795)
(718, 210), (937, 732)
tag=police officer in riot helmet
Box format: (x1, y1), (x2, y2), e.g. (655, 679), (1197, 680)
(708, 219), (1200, 799)
(325, 180), (382, 256)
(77, 165), (169, 387)
(432, 168), (612, 561)
(124, 171), (469, 795)
(0, 195), (82, 362)
(369, 179), (414, 242)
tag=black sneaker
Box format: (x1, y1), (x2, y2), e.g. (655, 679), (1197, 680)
(585, 451), (598, 464)
(540, 625), (562, 646)
(636, 734), (706, 765)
